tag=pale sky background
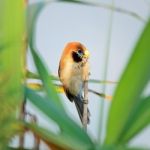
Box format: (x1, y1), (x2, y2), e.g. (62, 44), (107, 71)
(12, 0), (150, 149)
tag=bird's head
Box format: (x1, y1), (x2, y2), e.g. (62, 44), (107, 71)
(63, 42), (90, 63)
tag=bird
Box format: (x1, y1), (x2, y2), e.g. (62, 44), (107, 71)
(58, 42), (90, 124)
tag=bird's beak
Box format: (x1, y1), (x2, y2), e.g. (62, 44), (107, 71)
(83, 50), (90, 58)
(82, 50), (89, 64)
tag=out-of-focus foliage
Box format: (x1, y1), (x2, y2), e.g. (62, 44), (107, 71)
(0, 0), (25, 149)
(105, 19), (150, 145)
(0, 0), (150, 149)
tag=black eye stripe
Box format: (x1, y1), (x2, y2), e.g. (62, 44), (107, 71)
(72, 51), (83, 63)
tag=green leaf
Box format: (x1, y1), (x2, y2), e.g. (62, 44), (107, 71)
(27, 1), (46, 45)
(26, 70), (117, 84)
(58, 0), (144, 21)
(105, 19), (150, 144)
(26, 70), (58, 81)
(30, 46), (64, 109)
(0, 0), (25, 148)
(27, 1), (64, 109)
(26, 88), (93, 150)
(119, 96), (150, 143)
(0, 120), (23, 149)
(7, 147), (32, 150)
(25, 122), (92, 150)
(98, 144), (148, 150)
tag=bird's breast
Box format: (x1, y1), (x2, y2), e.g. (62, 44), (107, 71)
(60, 62), (87, 96)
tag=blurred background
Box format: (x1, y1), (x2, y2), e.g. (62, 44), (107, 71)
(12, 0), (150, 149)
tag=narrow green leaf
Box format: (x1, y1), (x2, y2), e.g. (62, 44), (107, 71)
(0, 120), (23, 149)
(58, 0), (144, 21)
(27, 1), (46, 45)
(7, 148), (31, 150)
(27, 1), (64, 109)
(119, 96), (150, 143)
(26, 88), (93, 149)
(26, 70), (117, 84)
(98, 144), (148, 150)
(0, 0), (25, 148)
(25, 122), (92, 150)
(105, 19), (150, 144)
(26, 70), (58, 81)
(30, 46), (64, 109)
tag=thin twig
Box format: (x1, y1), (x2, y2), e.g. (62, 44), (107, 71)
(27, 69), (118, 84)
(89, 79), (118, 84)
(82, 80), (88, 131)
(24, 112), (40, 149)
(88, 89), (112, 101)
(31, 115), (40, 150)
(19, 99), (26, 148)
(98, 0), (115, 143)
(19, 0), (28, 148)
(27, 82), (113, 100)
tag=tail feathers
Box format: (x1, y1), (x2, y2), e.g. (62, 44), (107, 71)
(74, 96), (90, 124)
(65, 90), (90, 124)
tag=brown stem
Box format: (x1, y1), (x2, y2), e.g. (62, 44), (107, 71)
(25, 112), (40, 149)
(19, 100), (26, 148)
(32, 116), (40, 150)
(82, 80), (88, 131)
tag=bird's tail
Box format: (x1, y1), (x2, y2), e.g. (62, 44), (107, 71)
(65, 90), (90, 124)
(74, 96), (90, 124)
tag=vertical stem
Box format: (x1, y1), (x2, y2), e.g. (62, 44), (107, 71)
(19, 99), (26, 148)
(19, 0), (28, 148)
(82, 80), (88, 131)
(32, 116), (40, 150)
(98, 0), (115, 143)
(34, 134), (40, 150)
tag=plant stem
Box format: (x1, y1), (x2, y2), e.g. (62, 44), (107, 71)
(19, 99), (26, 148)
(31, 114), (40, 150)
(18, 0), (28, 148)
(98, 0), (114, 143)
(82, 80), (88, 131)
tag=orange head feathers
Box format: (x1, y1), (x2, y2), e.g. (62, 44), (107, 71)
(60, 42), (89, 63)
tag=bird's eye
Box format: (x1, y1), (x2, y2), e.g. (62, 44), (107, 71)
(76, 49), (84, 58)
(77, 49), (83, 54)
(72, 49), (83, 63)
